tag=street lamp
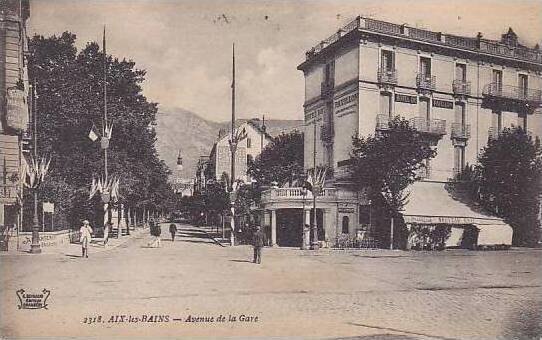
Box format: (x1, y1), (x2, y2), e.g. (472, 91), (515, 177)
(25, 155), (51, 254)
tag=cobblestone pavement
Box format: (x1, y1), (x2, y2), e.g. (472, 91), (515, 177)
(1, 222), (541, 339)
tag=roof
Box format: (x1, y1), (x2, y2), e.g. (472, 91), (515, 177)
(216, 119), (274, 144)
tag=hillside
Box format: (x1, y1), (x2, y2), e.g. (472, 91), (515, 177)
(155, 107), (303, 180)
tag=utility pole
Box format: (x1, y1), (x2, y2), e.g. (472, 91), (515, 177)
(311, 116), (319, 250)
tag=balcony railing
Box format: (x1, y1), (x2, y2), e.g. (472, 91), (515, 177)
(321, 82), (334, 97)
(304, 16), (542, 64)
(483, 83), (542, 104)
(376, 114), (391, 130)
(0, 184), (18, 200)
(488, 127), (500, 140)
(452, 80), (471, 96)
(409, 117), (446, 136)
(320, 124), (334, 142)
(261, 187), (338, 202)
(451, 123), (471, 139)
(377, 68), (397, 84)
(416, 73), (436, 91)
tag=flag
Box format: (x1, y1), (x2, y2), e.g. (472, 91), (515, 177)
(88, 124), (99, 142)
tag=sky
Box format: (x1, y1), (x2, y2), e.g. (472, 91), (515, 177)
(28, 0), (542, 122)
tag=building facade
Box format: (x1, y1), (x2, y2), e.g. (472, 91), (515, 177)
(208, 119), (272, 185)
(0, 0), (31, 230)
(262, 16), (541, 248)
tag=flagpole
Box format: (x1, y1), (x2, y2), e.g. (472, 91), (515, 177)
(230, 43), (235, 192)
(103, 26), (108, 181)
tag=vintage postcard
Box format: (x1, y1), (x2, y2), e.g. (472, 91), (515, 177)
(1, 0), (541, 338)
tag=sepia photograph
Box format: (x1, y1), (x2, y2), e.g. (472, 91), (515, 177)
(0, 0), (541, 338)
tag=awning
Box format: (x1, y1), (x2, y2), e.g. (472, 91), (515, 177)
(402, 181), (504, 225)
(402, 181), (513, 246)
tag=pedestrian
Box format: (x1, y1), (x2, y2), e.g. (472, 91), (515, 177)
(148, 219), (161, 248)
(169, 223), (177, 242)
(252, 225), (265, 264)
(103, 221), (111, 246)
(80, 220), (93, 258)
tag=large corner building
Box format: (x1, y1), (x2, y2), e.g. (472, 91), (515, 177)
(261, 16), (541, 248)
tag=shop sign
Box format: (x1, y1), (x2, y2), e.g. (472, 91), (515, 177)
(338, 207), (355, 213)
(334, 92), (358, 117)
(6, 88), (28, 131)
(432, 99), (454, 109)
(404, 215), (477, 225)
(395, 94), (417, 104)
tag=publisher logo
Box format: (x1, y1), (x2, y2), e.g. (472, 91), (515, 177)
(16, 289), (51, 310)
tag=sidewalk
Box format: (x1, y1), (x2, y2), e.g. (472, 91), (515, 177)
(0, 226), (149, 257)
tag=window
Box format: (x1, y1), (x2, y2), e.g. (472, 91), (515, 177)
(246, 154), (253, 166)
(420, 57), (431, 78)
(359, 205), (371, 225)
(342, 216), (350, 234)
(324, 61), (334, 86)
(455, 64), (466, 81)
(380, 92), (392, 116)
(381, 50), (395, 71)
(492, 70), (502, 89)
(518, 74), (528, 98)
(246, 137), (251, 148)
(492, 110), (502, 131)
(454, 146), (465, 175)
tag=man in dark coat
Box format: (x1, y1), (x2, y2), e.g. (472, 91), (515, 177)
(252, 225), (265, 264)
(169, 223), (177, 242)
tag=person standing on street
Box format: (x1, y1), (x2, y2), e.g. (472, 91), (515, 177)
(252, 225), (265, 264)
(103, 221), (111, 246)
(80, 220), (93, 258)
(169, 223), (177, 242)
(148, 219), (161, 248)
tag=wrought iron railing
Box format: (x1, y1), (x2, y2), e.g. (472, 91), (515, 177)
(320, 124), (334, 142)
(321, 82), (334, 97)
(483, 83), (542, 103)
(487, 127), (500, 140)
(452, 80), (471, 96)
(377, 68), (397, 84)
(409, 117), (446, 135)
(451, 123), (471, 139)
(416, 73), (436, 91)
(376, 114), (391, 130)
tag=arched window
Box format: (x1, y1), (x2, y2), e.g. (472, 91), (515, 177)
(342, 216), (349, 234)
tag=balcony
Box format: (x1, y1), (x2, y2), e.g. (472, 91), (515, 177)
(488, 127), (500, 141)
(320, 124), (334, 142)
(321, 82), (334, 97)
(0, 184), (18, 203)
(376, 114), (391, 131)
(377, 68), (397, 85)
(261, 187), (339, 204)
(416, 73), (436, 91)
(483, 83), (542, 104)
(451, 123), (471, 140)
(409, 117), (446, 136)
(452, 80), (471, 96)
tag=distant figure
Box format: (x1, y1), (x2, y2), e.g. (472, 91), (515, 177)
(148, 219), (161, 248)
(80, 220), (93, 258)
(103, 221), (112, 246)
(252, 225), (265, 264)
(169, 223), (177, 242)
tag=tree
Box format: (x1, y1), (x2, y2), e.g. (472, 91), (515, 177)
(473, 127), (541, 246)
(247, 130), (304, 187)
(348, 116), (436, 248)
(25, 32), (175, 229)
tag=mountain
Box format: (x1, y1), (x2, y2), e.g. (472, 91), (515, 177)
(155, 107), (303, 180)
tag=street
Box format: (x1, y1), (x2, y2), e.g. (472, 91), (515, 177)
(1, 222), (541, 339)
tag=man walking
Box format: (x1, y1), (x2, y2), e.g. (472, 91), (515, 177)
(169, 223), (177, 242)
(252, 225), (265, 264)
(80, 220), (93, 258)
